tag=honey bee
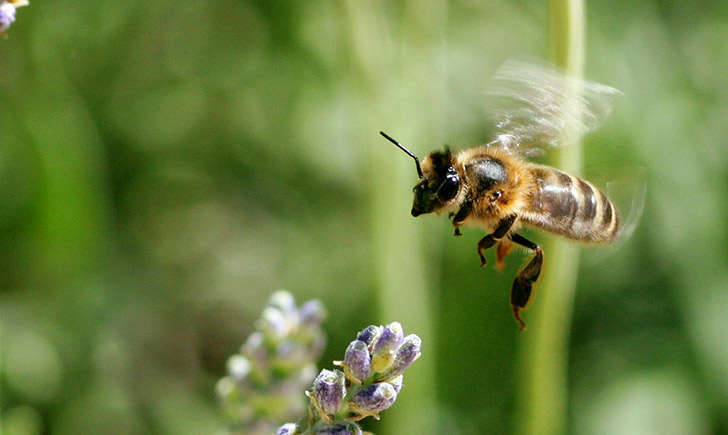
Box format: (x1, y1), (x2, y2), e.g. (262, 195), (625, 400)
(381, 60), (635, 330)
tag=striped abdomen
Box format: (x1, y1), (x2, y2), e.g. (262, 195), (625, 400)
(521, 166), (619, 243)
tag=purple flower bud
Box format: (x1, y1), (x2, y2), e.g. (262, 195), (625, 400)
(371, 322), (403, 372)
(0, 3), (16, 32)
(269, 290), (297, 315)
(299, 299), (326, 325)
(226, 355), (251, 381)
(313, 422), (362, 435)
(350, 382), (397, 416)
(241, 332), (267, 362)
(312, 369), (346, 419)
(388, 375), (404, 393)
(343, 340), (371, 383)
(277, 423), (299, 435)
(259, 307), (289, 339)
(373, 322), (403, 357)
(274, 339), (309, 372)
(215, 376), (236, 400)
(356, 325), (381, 346)
(382, 334), (421, 379)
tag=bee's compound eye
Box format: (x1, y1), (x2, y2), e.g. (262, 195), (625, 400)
(437, 172), (460, 201)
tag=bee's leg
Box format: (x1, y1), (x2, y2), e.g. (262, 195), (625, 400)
(496, 240), (514, 270)
(451, 199), (473, 237)
(448, 212), (462, 236)
(508, 233), (543, 331)
(476, 215), (517, 266)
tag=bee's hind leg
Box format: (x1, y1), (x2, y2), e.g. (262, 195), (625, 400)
(496, 240), (514, 270)
(476, 215), (517, 266)
(508, 233), (543, 331)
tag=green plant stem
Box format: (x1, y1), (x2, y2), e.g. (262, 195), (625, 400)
(345, 1), (442, 433)
(516, 1), (585, 435)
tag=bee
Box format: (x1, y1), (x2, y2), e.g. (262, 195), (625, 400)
(381, 60), (634, 330)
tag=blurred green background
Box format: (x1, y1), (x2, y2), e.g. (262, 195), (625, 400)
(2, 0), (728, 434)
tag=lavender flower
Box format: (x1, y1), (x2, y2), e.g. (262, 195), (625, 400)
(0, 0), (28, 34)
(226, 355), (251, 382)
(355, 325), (381, 345)
(342, 340), (371, 384)
(309, 369), (346, 421)
(310, 421), (362, 435)
(350, 383), (398, 419)
(217, 290), (326, 435)
(371, 322), (404, 372)
(241, 331), (267, 363)
(278, 322), (421, 433)
(388, 375), (403, 393)
(277, 423), (299, 435)
(381, 334), (422, 380)
(299, 300), (326, 326)
(269, 289), (298, 315)
(0, 3), (15, 32)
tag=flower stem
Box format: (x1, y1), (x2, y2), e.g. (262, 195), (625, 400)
(516, 1), (585, 435)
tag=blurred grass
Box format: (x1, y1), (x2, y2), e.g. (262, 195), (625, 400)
(1, 1), (728, 434)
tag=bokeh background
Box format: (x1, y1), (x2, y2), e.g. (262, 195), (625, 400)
(2, 0), (728, 434)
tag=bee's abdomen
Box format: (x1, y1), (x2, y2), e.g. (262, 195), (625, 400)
(522, 167), (619, 243)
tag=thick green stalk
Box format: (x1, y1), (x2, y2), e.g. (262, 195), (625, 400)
(376, 3), (445, 433)
(345, 1), (442, 433)
(516, 1), (585, 435)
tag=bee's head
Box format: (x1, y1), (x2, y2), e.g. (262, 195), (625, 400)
(410, 149), (460, 216)
(379, 131), (461, 217)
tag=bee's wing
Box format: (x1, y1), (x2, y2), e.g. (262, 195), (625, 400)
(605, 168), (647, 248)
(485, 59), (622, 155)
(582, 166), (647, 263)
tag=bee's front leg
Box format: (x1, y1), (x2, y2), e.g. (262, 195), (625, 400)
(476, 215), (517, 266)
(508, 233), (543, 331)
(451, 199), (473, 237)
(448, 212), (462, 236)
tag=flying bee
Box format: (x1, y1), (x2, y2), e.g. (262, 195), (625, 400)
(381, 60), (638, 330)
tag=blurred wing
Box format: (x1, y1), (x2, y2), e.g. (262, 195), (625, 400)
(582, 166), (647, 263)
(485, 59), (622, 155)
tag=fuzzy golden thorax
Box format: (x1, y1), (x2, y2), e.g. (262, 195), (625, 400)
(448, 147), (532, 231)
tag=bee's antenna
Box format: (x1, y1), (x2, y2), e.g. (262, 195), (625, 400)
(379, 131), (423, 178)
